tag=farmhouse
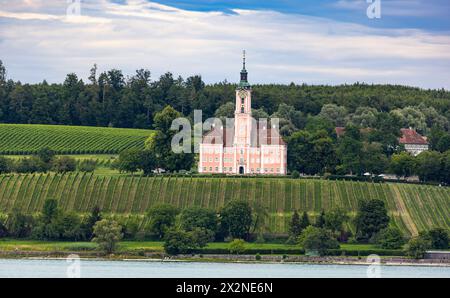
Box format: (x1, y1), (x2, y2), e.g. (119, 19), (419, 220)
(398, 128), (429, 156)
(335, 127), (429, 157)
(198, 53), (287, 175)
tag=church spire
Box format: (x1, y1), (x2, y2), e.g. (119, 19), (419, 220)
(239, 50), (250, 89)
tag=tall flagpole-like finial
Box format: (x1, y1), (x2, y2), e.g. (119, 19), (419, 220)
(239, 50), (249, 87)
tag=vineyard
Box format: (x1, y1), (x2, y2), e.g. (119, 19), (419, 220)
(0, 174), (448, 236)
(0, 124), (153, 155)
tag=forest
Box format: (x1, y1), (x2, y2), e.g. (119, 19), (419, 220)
(2, 60), (450, 179)
(1, 60), (450, 130)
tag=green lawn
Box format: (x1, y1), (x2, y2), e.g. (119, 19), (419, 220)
(0, 240), (98, 251)
(0, 239), (380, 253)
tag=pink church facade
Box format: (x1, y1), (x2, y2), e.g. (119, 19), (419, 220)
(199, 54), (287, 175)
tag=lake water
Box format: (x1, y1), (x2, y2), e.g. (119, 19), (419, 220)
(0, 259), (449, 278)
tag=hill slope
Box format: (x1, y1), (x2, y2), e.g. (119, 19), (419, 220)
(0, 124), (153, 154)
(0, 174), (448, 236)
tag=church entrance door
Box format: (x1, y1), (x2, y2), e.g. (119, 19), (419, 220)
(239, 166), (245, 175)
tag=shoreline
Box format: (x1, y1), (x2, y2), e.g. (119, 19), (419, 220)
(1, 251), (449, 268)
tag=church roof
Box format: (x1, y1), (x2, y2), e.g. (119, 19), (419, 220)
(202, 126), (286, 147)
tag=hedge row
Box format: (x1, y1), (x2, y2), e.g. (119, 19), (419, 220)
(192, 248), (405, 256)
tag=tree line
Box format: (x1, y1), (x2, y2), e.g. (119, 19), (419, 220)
(286, 200), (448, 259)
(0, 198), (447, 258)
(0, 147), (97, 174)
(1, 60), (450, 131)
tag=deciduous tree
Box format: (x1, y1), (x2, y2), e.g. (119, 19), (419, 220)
(92, 219), (123, 254)
(220, 201), (252, 240)
(354, 199), (390, 242)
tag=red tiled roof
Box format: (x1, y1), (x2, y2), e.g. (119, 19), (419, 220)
(202, 126), (286, 147)
(258, 128), (286, 146)
(399, 128), (428, 145)
(202, 128), (232, 146)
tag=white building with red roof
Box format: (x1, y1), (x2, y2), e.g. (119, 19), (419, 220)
(399, 128), (429, 156)
(199, 53), (287, 175)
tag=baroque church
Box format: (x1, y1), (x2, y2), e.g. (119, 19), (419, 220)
(199, 53), (287, 175)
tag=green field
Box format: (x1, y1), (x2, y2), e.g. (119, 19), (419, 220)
(0, 124), (153, 154)
(0, 239), (389, 255)
(0, 174), (448, 236)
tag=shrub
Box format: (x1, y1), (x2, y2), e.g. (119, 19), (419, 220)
(146, 204), (179, 239)
(33, 199), (84, 241)
(376, 227), (406, 249)
(347, 237), (358, 244)
(229, 239), (246, 255)
(324, 208), (349, 234)
(298, 226), (340, 256)
(179, 207), (218, 234)
(255, 234), (265, 244)
(37, 147), (55, 164)
(92, 219), (123, 254)
(190, 228), (214, 248)
(6, 209), (34, 238)
(116, 149), (142, 173)
(0, 219), (8, 238)
(78, 159), (98, 172)
(0, 156), (12, 174)
(285, 236), (298, 245)
(163, 229), (196, 255)
(406, 236), (431, 259)
(291, 170), (300, 178)
(255, 253), (262, 261)
(55, 156), (77, 173)
(15, 157), (47, 173)
(53, 212), (84, 241)
(427, 227), (449, 249)
(117, 215), (142, 240)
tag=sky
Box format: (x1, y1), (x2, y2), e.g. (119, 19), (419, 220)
(0, 0), (449, 89)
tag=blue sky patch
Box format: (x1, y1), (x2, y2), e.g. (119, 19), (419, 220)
(151, 0), (450, 31)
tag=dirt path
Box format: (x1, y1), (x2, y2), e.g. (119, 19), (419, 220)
(391, 185), (418, 236)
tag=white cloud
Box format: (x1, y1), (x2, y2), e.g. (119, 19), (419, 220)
(0, 0), (449, 89)
(334, 0), (444, 17)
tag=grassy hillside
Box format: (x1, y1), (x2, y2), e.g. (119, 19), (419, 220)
(0, 124), (153, 155)
(0, 174), (448, 236)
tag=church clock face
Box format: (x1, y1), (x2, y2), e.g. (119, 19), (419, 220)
(238, 90), (247, 99)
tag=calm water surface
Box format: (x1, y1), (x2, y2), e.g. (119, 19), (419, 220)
(0, 259), (449, 278)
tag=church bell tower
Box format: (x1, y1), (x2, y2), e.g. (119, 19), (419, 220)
(235, 50), (252, 115)
(234, 50), (252, 146)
